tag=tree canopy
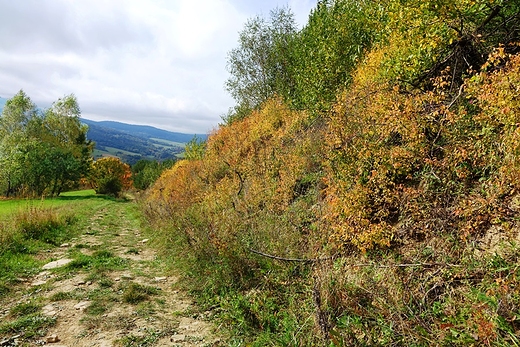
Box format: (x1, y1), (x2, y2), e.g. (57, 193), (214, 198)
(0, 91), (93, 197)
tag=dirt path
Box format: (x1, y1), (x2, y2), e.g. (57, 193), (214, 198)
(2, 202), (222, 347)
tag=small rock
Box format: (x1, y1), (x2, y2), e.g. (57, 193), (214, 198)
(60, 243), (70, 248)
(74, 301), (90, 311)
(154, 277), (167, 282)
(76, 280), (86, 286)
(171, 334), (186, 343)
(141, 239), (149, 244)
(114, 277), (121, 281)
(42, 304), (58, 317)
(121, 274), (134, 280)
(86, 281), (92, 285)
(46, 334), (60, 343)
(42, 258), (73, 270)
(37, 271), (51, 278)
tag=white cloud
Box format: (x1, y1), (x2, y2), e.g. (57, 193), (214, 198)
(0, 0), (316, 134)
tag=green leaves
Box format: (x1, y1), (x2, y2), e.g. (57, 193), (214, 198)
(225, 7), (297, 123)
(0, 91), (93, 197)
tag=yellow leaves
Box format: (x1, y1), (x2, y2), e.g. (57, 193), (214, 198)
(90, 157), (132, 195)
(325, 45), (520, 251)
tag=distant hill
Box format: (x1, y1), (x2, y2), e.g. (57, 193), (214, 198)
(80, 119), (207, 165)
(0, 97), (207, 165)
(82, 119), (206, 144)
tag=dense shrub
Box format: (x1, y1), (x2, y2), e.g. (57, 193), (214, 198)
(90, 157), (132, 197)
(143, 0), (520, 344)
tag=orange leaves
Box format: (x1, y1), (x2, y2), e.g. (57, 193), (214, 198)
(147, 159), (206, 215)
(145, 97), (322, 256)
(90, 157), (132, 196)
(324, 46), (520, 250)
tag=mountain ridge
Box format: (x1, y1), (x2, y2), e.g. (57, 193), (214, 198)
(0, 96), (207, 165)
(80, 118), (207, 144)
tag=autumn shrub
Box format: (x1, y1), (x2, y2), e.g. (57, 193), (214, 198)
(89, 157), (132, 196)
(142, 1), (520, 343)
(143, 99), (327, 341)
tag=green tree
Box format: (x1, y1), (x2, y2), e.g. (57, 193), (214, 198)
(132, 159), (175, 191)
(184, 137), (206, 161)
(225, 7), (297, 123)
(0, 91), (93, 197)
(0, 90), (38, 196)
(290, 0), (380, 114)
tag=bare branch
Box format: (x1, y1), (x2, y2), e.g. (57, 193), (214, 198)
(248, 248), (462, 268)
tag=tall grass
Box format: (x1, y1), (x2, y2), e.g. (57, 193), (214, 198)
(0, 205), (76, 297)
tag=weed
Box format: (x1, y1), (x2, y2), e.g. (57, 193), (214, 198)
(85, 300), (108, 316)
(98, 277), (115, 289)
(0, 314), (56, 338)
(126, 248), (139, 255)
(136, 301), (157, 317)
(116, 328), (161, 347)
(122, 283), (158, 304)
(63, 251), (128, 273)
(49, 291), (77, 301)
(9, 301), (41, 318)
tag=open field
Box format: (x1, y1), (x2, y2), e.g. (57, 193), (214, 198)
(0, 190), (101, 219)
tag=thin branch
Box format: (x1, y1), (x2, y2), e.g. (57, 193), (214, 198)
(447, 84), (465, 110)
(248, 248), (462, 268)
(355, 262), (463, 269)
(223, 160), (244, 196)
(248, 248), (334, 263)
(475, 5), (502, 33)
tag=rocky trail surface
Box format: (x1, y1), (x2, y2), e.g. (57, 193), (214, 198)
(0, 201), (222, 347)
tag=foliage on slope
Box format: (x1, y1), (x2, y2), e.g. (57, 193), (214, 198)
(144, 1), (520, 345)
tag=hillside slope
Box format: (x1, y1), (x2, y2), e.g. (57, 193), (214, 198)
(81, 119), (206, 143)
(81, 119), (188, 164)
(143, 1), (520, 346)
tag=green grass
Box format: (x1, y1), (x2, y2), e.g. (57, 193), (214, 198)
(0, 189), (101, 219)
(149, 138), (185, 147)
(122, 283), (159, 304)
(0, 314), (56, 338)
(9, 302), (41, 318)
(0, 190), (120, 296)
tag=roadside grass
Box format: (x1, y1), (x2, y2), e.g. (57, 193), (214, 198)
(144, 203), (520, 346)
(0, 189), (128, 342)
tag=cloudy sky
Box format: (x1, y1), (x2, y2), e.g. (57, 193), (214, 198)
(0, 0), (316, 134)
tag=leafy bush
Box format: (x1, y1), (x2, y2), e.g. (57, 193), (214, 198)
(90, 157), (132, 196)
(143, 1), (520, 344)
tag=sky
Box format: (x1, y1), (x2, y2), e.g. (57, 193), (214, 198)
(0, 0), (316, 134)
